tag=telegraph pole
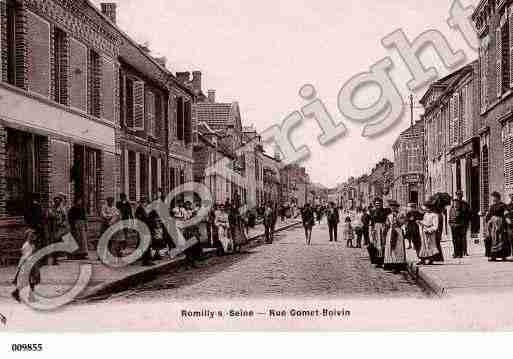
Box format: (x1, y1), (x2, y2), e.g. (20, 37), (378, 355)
(410, 94), (414, 127)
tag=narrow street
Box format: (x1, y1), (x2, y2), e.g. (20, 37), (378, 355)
(96, 222), (427, 303)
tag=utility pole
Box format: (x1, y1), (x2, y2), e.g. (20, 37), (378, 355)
(410, 94), (414, 127)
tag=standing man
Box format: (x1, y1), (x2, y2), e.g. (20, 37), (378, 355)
(405, 203), (423, 255)
(116, 193), (133, 258)
(263, 202), (274, 244)
(301, 203), (315, 245)
(327, 202), (340, 242)
(448, 190), (471, 259)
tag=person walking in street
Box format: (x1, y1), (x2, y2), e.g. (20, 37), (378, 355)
(100, 197), (119, 236)
(405, 203), (423, 256)
(353, 207), (365, 248)
(68, 196), (89, 260)
(383, 200), (407, 272)
(362, 207), (371, 246)
(12, 194), (45, 302)
(449, 190), (471, 259)
(301, 203), (315, 245)
(416, 201), (440, 265)
(327, 202), (340, 242)
(485, 191), (511, 261)
(505, 192), (513, 254)
(343, 217), (354, 248)
(215, 204), (232, 254)
(263, 202), (274, 244)
(46, 193), (69, 265)
(135, 197), (154, 266)
(369, 198), (391, 266)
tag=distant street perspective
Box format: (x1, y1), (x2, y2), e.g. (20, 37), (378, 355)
(93, 220), (426, 303)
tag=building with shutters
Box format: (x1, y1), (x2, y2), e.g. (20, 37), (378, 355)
(261, 152), (282, 205)
(392, 118), (425, 208)
(193, 122), (237, 206)
(192, 90), (247, 205)
(280, 163), (310, 208)
(241, 125), (264, 208)
(110, 4), (196, 204)
(473, 1), (513, 218)
(0, 0), (122, 262)
(421, 63), (481, 240)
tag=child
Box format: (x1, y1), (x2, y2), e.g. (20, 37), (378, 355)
(12, 228), (41, 302)
(344, 216), (354, 248)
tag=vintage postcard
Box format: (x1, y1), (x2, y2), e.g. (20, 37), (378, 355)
(1, 0), (513, 342)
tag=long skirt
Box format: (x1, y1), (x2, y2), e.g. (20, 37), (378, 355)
(488, 216), (511, 259)
(369, 223), (386, 265)
(418, 227), (439, 260)
(217, 225), (233, 254)
(384, 227), (406, 269)
(433, 228), (444, 262)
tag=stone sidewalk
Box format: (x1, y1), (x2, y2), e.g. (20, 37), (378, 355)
(0, 218), (302, 302)
(406, 238), (513, 296)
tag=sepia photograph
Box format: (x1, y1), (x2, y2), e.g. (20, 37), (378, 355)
(1, 0), (513, 347)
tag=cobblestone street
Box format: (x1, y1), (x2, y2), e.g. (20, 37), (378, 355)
(100, 223), (427, 302)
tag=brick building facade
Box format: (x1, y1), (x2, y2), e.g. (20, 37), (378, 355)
(392, 119), (425, 208)
(473, 0), (513, 215)
(0, 0), (121, 263)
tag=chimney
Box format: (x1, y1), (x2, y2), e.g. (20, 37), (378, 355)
(100, 3), (117, 24)
(192, 71), (202, 94)
(154, 56), (167, 68)
(208, 89), (216, 103)
(176, 72), (190, 84)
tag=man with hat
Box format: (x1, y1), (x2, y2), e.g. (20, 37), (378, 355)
(404, 202), (423, 255)
(448, 190), (471, 259)
(47, 192), (69, 265)
(368, 197), (391, 266)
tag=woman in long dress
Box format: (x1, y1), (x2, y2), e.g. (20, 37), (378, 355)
(369, 198), (391, 266)
(416, 202), (440, 265)
(485, 191), (511, 261)
(215, 204), (233, 254)
(384, 200), (407, 272)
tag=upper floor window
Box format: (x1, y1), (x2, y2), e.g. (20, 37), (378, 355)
(175, 97), (192, 143)
(6, 0), (17, 86)
(501, 17), (510, 92)
(88, 49), (101, 118)
(53, 27), (68, 105)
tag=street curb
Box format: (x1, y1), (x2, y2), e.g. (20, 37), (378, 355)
(406, 260), (446, 297)
(78, 220), (302, 300)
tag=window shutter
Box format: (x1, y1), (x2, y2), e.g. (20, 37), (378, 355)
(460, 88), (466, 142)
(510, 8), (513, 88)
(176, 97), (184, 141)
(497, 27), (503, 98)
(454, 93), (460, 145)
(184, 100), (192, 144)
(155, 94), (163, 141)
(26, 11), (50, 97)
(168, 95), (175, 141)
(133, 80), (145, 131)
(145, 90), (155, 137)
(481, 46), (488, 112)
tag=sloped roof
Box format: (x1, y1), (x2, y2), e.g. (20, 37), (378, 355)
(194, 102), (241, 131)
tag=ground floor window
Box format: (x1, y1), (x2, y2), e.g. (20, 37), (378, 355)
(5, 129), (45, 216)
(482, 145), (489, 212)
(151, 156), (158, 200)
(128, 151), (137, 201)
(73, 144), (101, 215)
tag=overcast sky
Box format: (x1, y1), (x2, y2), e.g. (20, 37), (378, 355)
(91, 0), (477, 188)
